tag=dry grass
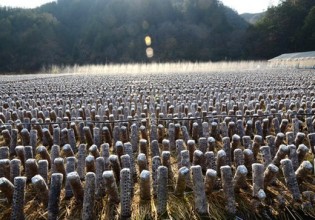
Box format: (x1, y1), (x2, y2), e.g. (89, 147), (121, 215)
(47, 61), (272, 75)
(1, 128), (315, 220)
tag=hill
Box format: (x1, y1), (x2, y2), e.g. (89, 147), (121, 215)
(241, 12), (265, 24)
(244, 0), (315, 59)
(0, 0), (249, 73)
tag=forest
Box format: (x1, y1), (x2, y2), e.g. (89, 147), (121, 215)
(0, 0), (314, 73)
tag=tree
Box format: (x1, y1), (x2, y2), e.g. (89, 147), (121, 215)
(301, 6), (315, 51)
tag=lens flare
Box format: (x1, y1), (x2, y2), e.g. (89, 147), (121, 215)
(145, 36), (152, 46)
(146, 47), (154, 58)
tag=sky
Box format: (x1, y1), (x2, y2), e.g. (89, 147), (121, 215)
(0, 0), (281, 14)
(221, 0), (281, 14)
(0, 0), (56, 9)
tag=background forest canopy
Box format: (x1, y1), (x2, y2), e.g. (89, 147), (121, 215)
(0, 0), (315, 73)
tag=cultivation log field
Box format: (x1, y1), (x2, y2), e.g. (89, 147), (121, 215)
(1, 67), (315, 219)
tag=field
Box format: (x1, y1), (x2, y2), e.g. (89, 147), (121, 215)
(1, 63), (315, 219)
